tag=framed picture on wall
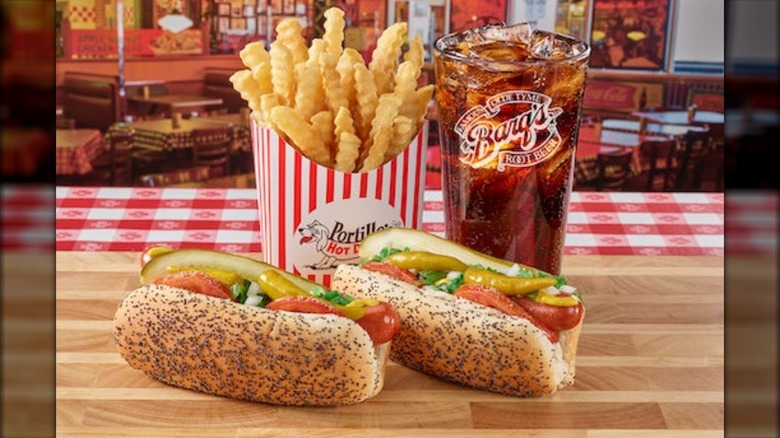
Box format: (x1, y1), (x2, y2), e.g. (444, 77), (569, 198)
(449, 0), (508, 33)
(218, 17), (230, 32)
(270, 0), (283, 14)
(233, 17), (247, 30)
(217, 2), (231, 16)
(589, 0), (671, 71)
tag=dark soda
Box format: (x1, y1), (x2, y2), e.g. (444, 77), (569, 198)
(434, 23), (590, 274)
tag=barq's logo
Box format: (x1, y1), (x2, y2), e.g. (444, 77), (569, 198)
(297, 219), (400, 270)
(455, 91), (563, 170)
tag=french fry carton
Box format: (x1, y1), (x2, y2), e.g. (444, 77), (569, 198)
(252, 121), (428, 286)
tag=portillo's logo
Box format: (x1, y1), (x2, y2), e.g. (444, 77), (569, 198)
(296, 219), (400, 270)
(454, 90), (563, 170)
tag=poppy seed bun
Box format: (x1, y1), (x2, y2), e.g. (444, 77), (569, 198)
(112, 284), (390, 406)
(332, 264), (583, 397)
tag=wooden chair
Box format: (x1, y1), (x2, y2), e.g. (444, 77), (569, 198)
(202, 68), (245, 114)
(73, 131), (134, 186)
(62, 73), (121, 132)
(132, 144), (193, 177)
(630, 139), (676, 191)
(132, 143), (165, 176)
(192, 126), (233, 178)
(230, 148), (255, 175)
(700, 137), (724, 191)
(593, 149), (634, 191)
(672, 129), (711, 191)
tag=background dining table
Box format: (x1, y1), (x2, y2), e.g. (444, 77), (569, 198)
(126, 93), (224, 117)
(48, 186), (729, 436)
(602, 119), (708, 136)
(55, 129), (105, 175)
(112, 116), (250, 152)
(574, 125), (669, 184)
(632, 110), (725, 126)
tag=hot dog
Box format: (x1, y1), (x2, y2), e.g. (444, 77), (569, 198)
(331, 228), (585, 397)
(113, 248), (400, 406)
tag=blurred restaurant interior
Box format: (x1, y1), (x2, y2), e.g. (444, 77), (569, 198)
(6, 0), (774, 191)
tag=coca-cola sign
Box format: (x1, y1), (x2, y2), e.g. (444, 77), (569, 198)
(583, 81), (637, 110)
(454, 90), (563, 171)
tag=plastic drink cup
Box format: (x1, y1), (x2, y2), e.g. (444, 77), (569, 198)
(434, 23), (590, 274)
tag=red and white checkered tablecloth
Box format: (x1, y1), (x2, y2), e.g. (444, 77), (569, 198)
(55, 129), (105, 175)
(53, 187), (727, 256)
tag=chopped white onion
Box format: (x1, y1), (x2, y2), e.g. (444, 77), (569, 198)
(247, 281), (261, 296)
(446, 271), (462, 280)
(541, 286), (559, 296)
(559, 285), (577, 295)
(244, 295), (263, 306)
(506, 263), (522, 277)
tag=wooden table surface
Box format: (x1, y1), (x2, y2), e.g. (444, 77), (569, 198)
(56, 252), (725, 437)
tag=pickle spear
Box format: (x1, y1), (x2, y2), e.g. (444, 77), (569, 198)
(140, 248), (372, 320)
(141, 249), (317, 293)
(359, 228), (540, 276)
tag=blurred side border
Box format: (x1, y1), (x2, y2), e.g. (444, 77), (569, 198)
(725, 0), (779, 437)
(1, 0), (57, 436)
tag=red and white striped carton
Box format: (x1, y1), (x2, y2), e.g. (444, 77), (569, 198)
(252, 121), (428, 286)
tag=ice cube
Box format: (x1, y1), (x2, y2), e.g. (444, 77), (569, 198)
(472, 41), (529, 62)
(530, 33), (555, 59)
(479, 22), (537, 46)
(459, 26), (489, 49)
(529, 31), (586, 60)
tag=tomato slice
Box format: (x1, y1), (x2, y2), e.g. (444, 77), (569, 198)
(454, 284), (558, 343)
(513, 296), (584, 332)
(140, 246), (173, 267)
(355, 302), (401, 345)
(256, 296), (399, 345)
(362, 261), (420, 286)
(265, 296), (345, 316)
(153, 271), (232, 300)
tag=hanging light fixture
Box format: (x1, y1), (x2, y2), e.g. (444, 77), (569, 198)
(158, 0), (193, 33)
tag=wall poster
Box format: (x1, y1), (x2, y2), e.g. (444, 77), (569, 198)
(589, 0), (670, 70)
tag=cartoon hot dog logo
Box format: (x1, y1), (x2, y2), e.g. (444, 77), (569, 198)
(298, 220), (399, 270)
(454, 90), (563, 170)
(292, 199), (402, 272)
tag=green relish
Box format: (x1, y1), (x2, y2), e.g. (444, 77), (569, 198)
(370, 246), (579, 300)
(311, 286), (355, 306)
(418, 270), (447, 285)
